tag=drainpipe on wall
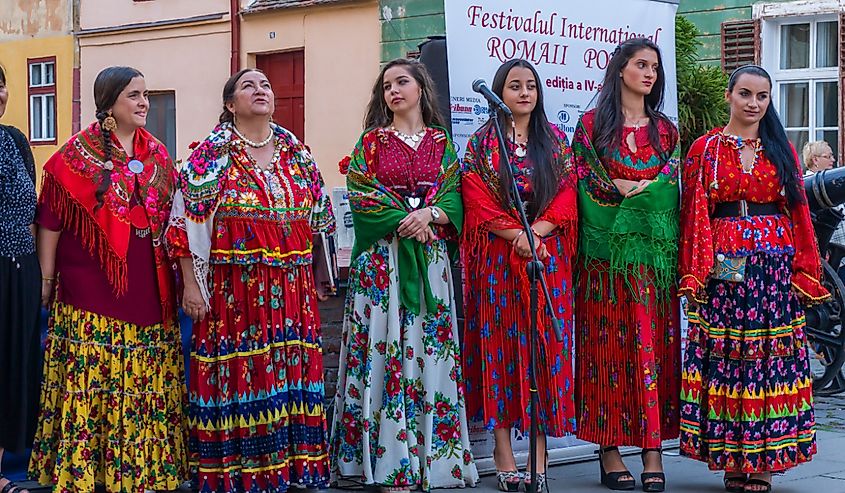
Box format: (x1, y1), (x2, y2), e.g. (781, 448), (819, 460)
(230, 0), (241, 74)
(72, 0), (81, 133)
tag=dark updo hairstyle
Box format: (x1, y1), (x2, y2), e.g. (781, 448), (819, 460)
(219, 68), (265, 124)
(363, 58), (446, 132)
(592, 37), (676, 162)
(728, 64), (802, 206)
(93, 66), (143, 210)
(0, 65), (6, 85)
(487, 59), (560, 219)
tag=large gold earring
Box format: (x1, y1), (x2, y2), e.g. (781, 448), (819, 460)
(102, 114), (117, 132)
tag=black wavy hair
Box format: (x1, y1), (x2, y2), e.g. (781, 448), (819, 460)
(93, 66), (143, 210)
(592, 37), (675, 162)
(488, 59), (560, 219)
(728, 64), (802, 206)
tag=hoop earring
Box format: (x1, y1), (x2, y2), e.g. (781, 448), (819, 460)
(102, 113), (117, 132)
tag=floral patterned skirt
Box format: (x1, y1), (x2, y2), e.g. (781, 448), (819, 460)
(680, 253), (816, 472)
(463, 233), (577, 437)
(574, 264), (681, 449)
(190, 262), (328, 493)
(29, 302), (188, 493)
(329, 238), (478, 490)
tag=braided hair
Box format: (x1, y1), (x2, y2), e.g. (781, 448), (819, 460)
(92, 66), (143, 210)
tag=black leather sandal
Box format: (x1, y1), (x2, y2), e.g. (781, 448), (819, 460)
(0, 475), (28, 493)
(743, 478), (772, 493)
(723, 473), (747, 493)
(596, 447), (636, 491)
(640, 448), (665, 492)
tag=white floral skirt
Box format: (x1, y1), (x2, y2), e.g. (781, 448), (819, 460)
(329, 237), (478, 490)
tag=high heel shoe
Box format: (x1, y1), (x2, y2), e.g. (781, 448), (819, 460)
(640, 448), (665, 492)
(496, 471), (522, 492)
(596, 447), (635, 491)
(523, 451), (549, 492)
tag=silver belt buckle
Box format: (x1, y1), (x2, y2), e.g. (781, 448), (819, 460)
(739, 199), (748, 217)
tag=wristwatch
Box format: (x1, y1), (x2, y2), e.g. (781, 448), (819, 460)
(429, 206), (441, 222)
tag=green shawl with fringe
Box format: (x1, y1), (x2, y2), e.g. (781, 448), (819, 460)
(346, 126), (463, 316)
(573, 119), (680, 301)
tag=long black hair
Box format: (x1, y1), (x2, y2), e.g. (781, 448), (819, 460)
(93, 66), (143, 210)
(728, 64), (803, 206)
(592, 38), (675, 161)
(363, 58), (446, 132)
(488, 59), (560, 219)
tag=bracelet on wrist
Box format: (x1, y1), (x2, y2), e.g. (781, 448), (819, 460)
(42, 276), (55, 282)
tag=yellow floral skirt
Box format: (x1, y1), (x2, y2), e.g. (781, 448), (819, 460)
(29, 302), (189, 493)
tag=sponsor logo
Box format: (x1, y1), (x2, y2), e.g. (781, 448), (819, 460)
(473, 104), (490, 116)
(557, 110), (570, 124)
(451, 102), (473, 114)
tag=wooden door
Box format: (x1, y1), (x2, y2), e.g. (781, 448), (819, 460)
(256, 50), (305, 141)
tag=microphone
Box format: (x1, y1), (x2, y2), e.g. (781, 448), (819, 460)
(472, 79), (512, 117)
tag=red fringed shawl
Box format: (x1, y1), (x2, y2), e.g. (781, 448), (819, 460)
(40, 122), (178, 320)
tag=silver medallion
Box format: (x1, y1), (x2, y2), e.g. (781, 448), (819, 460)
(127, 159), (145, 174)
(407, 196), (422, 209)
(515, 146), (527, 158)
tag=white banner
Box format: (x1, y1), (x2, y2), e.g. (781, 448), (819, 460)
(444, 0), (680, 461)
(445, 0), (679, 158)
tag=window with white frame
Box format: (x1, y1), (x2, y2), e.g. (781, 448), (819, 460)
(767, 17), (838, 166)
(28, 58), (57, 143)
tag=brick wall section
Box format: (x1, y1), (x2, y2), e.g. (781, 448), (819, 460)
(320, 287), (347, 403)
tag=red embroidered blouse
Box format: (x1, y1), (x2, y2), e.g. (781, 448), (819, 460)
(678, 128), (829, 304)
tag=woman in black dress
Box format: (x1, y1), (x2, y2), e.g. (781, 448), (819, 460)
(0, 65), (41, 493)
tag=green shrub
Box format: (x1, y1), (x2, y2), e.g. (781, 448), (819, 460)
(675, 16), (729, 156)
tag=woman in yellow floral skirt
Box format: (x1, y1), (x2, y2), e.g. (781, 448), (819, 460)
(28, 66), (188, 492)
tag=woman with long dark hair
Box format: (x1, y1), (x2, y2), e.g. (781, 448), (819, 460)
(167, 68), (335, 492)
(29, 66), (188, 492)
(329, 58), (477, 492)
(462, 58), (577, 492)
(0, 65), (41, 493)
(679, 64), (826, 493)
(572, 38), (681, 492)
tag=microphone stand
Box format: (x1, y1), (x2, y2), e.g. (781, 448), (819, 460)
(488, 103), (563, 493)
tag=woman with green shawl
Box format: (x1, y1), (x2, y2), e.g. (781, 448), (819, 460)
(572, 38), (681, 492)
(329, 58), (478, 492)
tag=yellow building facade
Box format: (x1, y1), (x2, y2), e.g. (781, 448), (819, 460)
(0, 0), (77, 178)
(0, 35), (76, 175)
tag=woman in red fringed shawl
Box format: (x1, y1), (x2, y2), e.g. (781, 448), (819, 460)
(679, 65), (828, 493)
(29, 67), (188, 493)
(461, 59), (577, 492)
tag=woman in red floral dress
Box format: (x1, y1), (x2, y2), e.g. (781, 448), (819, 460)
(167, 68), (335, 493)
(572, 38), (681, 493)
(461, 59), (577, 492)
(678, 64), (828, 493)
